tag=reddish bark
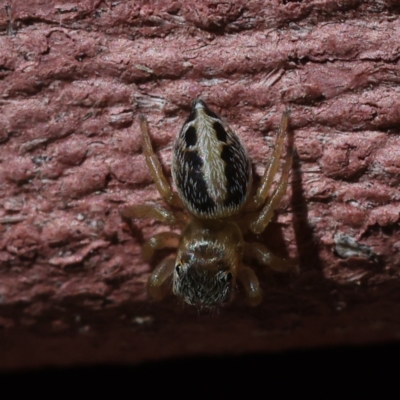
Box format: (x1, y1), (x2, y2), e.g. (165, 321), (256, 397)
(0, 0), (400, 371)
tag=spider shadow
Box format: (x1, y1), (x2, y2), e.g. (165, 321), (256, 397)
(121, 214), (146, 245)
(242, 123), (325, 303)
(289, 137), (323, 273)
(246, 122), (324, 273)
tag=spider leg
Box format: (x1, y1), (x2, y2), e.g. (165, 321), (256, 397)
(247, 110), (290, 211)
(237, 265), (263, 306)
(120, 204), (187, 226)
(249, 140), (293, 234)
(142, 231), (180, 261)
(147, 256), (175, 300)
(243, 242), (299, 274)
(139, 115), (183, 208)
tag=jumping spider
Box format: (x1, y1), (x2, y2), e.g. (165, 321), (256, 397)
(121, 99), (298, 308)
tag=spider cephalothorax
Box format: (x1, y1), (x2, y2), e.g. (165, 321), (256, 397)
(173, 264), (233, 307)
(121, 99), (298, 308)
(172, 219), (242, 307)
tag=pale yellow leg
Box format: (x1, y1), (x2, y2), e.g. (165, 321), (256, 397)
(247, 110), (290, 210)
(147, 256), (175, 300)
(142, 232), (180, 261)
(243, 242), (299, 274)
(237, 266), (262, 306)
(120, 204), (187, 226)
(249, 145), (293, 234)
(139, 115), (183, 208)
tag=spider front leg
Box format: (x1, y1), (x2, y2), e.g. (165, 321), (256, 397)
(237, 241), (298, 307)
(237, 265), (263, 306)
(139, 115), (183, 208)
(120, 204), (187, 227)
(147, 256), (175, 300)
(142, 231), (180, 262)
(120, 203), (182, 274)
(243, 242), (299, 274)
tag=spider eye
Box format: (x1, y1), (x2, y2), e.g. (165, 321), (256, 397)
(175, 264), (182, 276)
(226, 272), (233, 282)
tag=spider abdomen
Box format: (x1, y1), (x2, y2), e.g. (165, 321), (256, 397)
(172, 99), (252, 219)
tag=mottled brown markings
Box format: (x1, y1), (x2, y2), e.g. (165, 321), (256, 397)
(213, 121), (228, 143)
(221, 143), (249, 208)
(184, 126), (197, 147)
(176, 149), (215, 213)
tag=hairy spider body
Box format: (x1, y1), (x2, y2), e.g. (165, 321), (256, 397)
(121, 99), (298, 308)
(173, 219), (243, 306)
(172, 100), (252, 219)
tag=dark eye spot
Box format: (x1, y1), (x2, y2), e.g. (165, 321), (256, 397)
(184, 126), (197, 147)
(184, 150), (202, 172)
(220, 144), (234, 164)
(226, 272), (233, 282)
(175, 264), (182, 276)
(213, 122), (228, 143)
(220, 142), (250, 209)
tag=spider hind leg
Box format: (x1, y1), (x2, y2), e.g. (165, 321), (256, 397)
(248, 111), (293, 234)
(147, 256), (176, 300)
(139, 115), (182, 208)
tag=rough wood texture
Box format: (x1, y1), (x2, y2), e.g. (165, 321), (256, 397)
(0, 0), (400, 370)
